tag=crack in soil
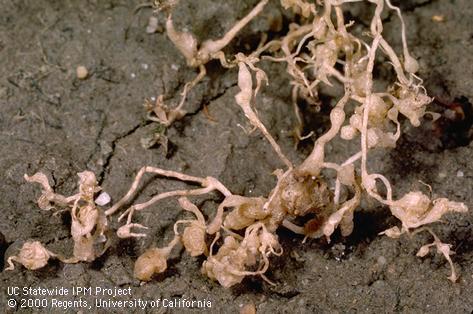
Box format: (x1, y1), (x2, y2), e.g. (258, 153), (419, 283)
(97, 78), (237, 187)
(85, 109), (106, 167)
(97, 121), (146, 186)
(402, 0), (436, 12)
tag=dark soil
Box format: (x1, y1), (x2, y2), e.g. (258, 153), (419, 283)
(1, 0), (472, 313)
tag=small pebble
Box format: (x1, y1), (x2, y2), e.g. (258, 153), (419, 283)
(431, 15), (445, 22)
(377, 256), (387, 266)
(240, 302), (256, 314)
(76, 66), (88, 79)
(456, 170), (464, 177)
(95, 192), (111, 206)
(146, 16), (159, 34)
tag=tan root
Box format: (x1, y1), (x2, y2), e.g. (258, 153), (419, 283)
(6, 241), (55, 271)
(15, 0), (469, 286)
